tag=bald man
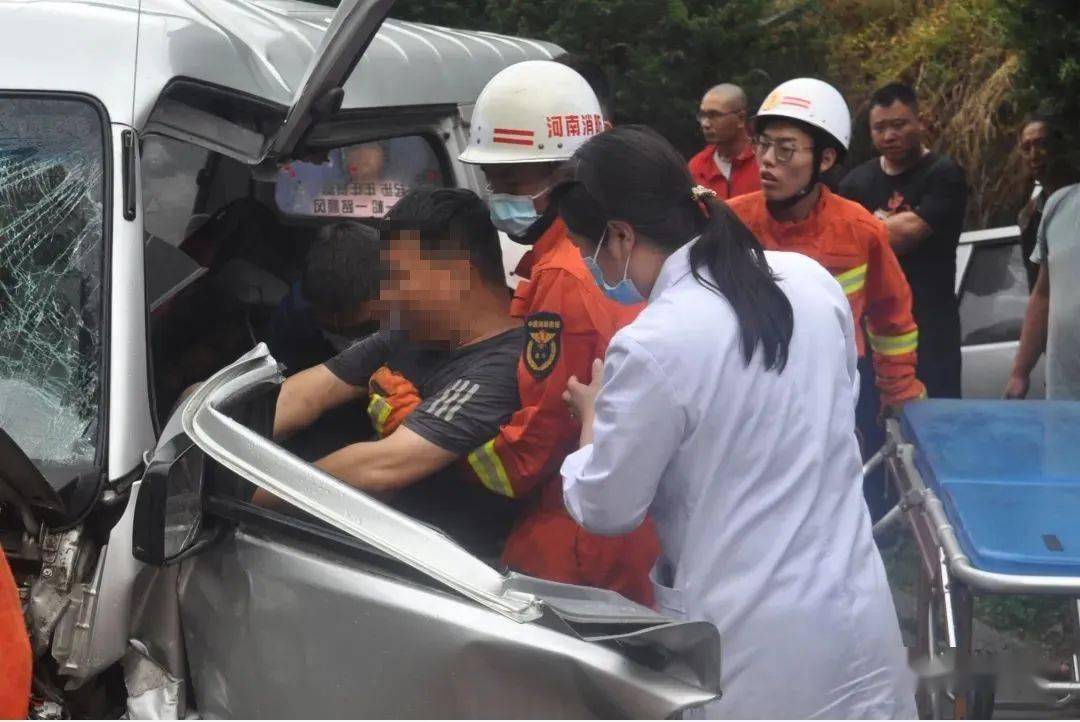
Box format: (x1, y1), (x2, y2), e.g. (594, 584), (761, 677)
(688, 83), (761, 199)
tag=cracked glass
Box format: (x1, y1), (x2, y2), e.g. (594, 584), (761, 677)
(0, 97), (106, 474)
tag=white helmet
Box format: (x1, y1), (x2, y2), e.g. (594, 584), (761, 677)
(752, 78), (851, 152)
(459, 60), (605, 165)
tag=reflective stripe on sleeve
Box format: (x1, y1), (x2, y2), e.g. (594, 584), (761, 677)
(467, 439), (515, 498)
(367, 393), (392, 437)
(833, 263), (867, 296)
(868, 328), (919, 356)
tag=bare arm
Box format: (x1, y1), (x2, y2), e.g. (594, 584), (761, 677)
(883, 211), (932, 255)
(253, 426), (457, 507)
(273, 364), (364, 440)
(1005, 264), (1050, 399)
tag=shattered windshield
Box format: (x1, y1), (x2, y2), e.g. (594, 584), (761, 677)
(0, 97), (106, 472)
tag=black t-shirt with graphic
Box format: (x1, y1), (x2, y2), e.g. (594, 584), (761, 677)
(840, 152), (966, 397)
(324, 328), (525, 555)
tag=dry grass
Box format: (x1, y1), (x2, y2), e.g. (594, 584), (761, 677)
(822, 0), (1031, 228)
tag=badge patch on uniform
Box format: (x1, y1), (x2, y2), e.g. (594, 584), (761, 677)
(524, 312), (562, 380)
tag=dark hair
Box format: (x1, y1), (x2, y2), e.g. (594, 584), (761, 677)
(556, 53), (613, 121)
(384, 187), (505, 289)
(870, 82), (918, 112)
(1021, 113), (1062, 139)
(302, 222), (381, 312)
(558, 125), (793, 371)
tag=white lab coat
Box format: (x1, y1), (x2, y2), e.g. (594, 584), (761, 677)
(562, 243), (916, 719)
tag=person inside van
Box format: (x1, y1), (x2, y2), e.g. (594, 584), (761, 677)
(266, 221), (381, 373)
(256, 188), (526, 555)
(343, 142), (388, 188)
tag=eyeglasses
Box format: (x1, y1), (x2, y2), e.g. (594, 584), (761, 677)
(695, 109), (743, 123)
(751, 136), (814, 164)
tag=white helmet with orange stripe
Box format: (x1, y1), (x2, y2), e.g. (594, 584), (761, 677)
(752, 78), (851, 152)
(459, 60), (605, 165)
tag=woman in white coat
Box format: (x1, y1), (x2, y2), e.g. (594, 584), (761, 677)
(556, 126), (915, 719)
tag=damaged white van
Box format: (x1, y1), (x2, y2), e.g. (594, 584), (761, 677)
(0, 0), (721, 717)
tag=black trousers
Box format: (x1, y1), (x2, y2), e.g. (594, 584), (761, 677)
(855, 354), (891, 522)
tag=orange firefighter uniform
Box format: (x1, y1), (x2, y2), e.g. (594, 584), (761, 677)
(1, 548), (30, 719)
(687, 142), (762, 200)
(463, 219), (659, 607)
(363, 318), (658, 608)
(366, 366), (423, 438)
(727, 187), (926, 406)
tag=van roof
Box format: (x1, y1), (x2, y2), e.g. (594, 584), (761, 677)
(0, 0), (562, 126)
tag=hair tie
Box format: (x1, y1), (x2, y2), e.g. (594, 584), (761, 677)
(691, 185), (717, 202)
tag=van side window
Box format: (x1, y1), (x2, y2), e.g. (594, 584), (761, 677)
(275, 136), (446, 219)
(959, 239), (1028, 345)
(142, 136), (292, 426)
(142, 136), (211, 246)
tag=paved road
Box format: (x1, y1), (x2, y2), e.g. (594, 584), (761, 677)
(883, 539), (1078, 718)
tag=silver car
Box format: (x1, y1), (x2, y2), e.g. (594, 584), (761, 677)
(956, 226), (1046, 399)
(0, 0), (720, 717)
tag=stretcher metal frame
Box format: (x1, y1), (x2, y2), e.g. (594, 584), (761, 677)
(877, 418), (1080, 719)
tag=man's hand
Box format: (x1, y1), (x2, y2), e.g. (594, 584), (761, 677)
(877, 386), (928, 426)
(273, 364), (364, 441)
(1007, 264), (1049, 401)
(253, 426), (458, 508)
(883, 211), (932, 256)
(876, 403), (904, 428)
(1004, 373), (1030, 400)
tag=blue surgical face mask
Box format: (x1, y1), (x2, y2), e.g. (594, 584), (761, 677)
(488, 185), (551, 237)
(584, 228), (646, 305)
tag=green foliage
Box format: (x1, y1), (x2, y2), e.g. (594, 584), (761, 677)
(883, 533), (1074, 661)
(394, 0), (828, 155)
(1000, 0), (1080, 152)
(824, 0), (1027, 227)
(975, 595), (1074, 659)
(390, 0), (486, 28)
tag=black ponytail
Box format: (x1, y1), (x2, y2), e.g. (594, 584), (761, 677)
(560, 124), (794, 372)
(688, 196), (793, 371)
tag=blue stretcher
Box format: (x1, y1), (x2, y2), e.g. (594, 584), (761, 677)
(884, 400), (1080, 718)
(901, 400), (1080, 580)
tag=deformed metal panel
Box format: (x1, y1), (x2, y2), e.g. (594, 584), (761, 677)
(168, 344), (721, 716)
(0, 0), (560, 153)
(0, 0), (140, 124)
(339, 19), (559, 112)
(180, 529), (717, 719)
(180, 345), (543, 623)
(131, 0), (560, 129)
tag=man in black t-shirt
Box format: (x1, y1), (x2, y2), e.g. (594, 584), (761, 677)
(840, 82), (966, 400)
(255, 188), (524, 554)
